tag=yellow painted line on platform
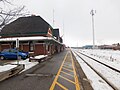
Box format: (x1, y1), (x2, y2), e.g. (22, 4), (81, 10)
(59, 75), (75, 84)
(50, 51), (80, 90)
(70, 52), (80, 90)
(49, 52), (68, 90)
(56, 82), (68, 90)
(62, 67), (74, 72)
(61, 71), (74, 77)
(63, 65), (73, 70)
(63, 63), (72, 67)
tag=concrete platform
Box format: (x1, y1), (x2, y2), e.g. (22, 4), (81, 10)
(0, 49), (93, 90)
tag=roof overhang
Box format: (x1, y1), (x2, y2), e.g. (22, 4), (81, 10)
(0, 36), (63, 45)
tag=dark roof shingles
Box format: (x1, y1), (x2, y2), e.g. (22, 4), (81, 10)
(53, 29), (60, 37)
(0, 16), (51, 37)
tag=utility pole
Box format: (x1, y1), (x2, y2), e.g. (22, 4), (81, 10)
(62, 19), (65, 43)
(53, 9), (55, 27)
(90, 9), (96, 49)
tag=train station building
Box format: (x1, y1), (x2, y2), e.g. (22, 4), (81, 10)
(0, 15), (65, 55)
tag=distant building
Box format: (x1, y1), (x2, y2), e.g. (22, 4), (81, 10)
(112, 43), (120, 50)
(82, 45), (93, 49)
(0, 16), (64, 55)
(98, 44), (120, 50)
(98, 45), (114, 49)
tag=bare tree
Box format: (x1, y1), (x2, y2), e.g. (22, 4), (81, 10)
(0, 0), (28, 29)
(0, 0), (11, 4)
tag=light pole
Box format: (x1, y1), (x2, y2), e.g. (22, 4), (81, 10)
(90, 9), (96, 49)
(53, 9), (55, 27)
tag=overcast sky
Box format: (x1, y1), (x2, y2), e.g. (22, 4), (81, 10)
(13, 0), (120, 47)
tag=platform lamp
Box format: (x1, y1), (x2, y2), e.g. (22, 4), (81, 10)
(90, 9), (96, 49)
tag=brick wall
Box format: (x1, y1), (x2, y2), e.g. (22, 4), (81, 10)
(23, 44), (29, 52)
(1, 44), (11, 51)
(34, 43), (46, 55)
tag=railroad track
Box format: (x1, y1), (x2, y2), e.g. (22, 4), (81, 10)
(73, 50), (120, 90)
(78, 51), (120, 73)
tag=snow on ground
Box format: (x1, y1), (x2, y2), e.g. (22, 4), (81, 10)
(72, 49), (120, 90)
(11, 59), (38, 72)
(78, 52), (120, 89)
(72, 51), (113, 90)
(79, 49), (120, 71)
(35, 55), (47, 59)
(0, 55), (47, 73)
(0, 64), (18, 72)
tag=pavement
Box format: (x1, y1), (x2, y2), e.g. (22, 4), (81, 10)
(0, 49), (93, 90)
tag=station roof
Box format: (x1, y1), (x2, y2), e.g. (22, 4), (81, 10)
(53, 29), (60, 37)
(0, 36), (63, 45)
(0, 16), (53, 37)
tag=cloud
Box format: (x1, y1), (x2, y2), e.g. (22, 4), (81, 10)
(13, 0), (120, 46)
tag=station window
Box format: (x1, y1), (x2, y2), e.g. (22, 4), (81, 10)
(29, 41), (34, 52)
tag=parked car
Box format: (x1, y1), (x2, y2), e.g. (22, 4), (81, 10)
(0, 49), (29, 60)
